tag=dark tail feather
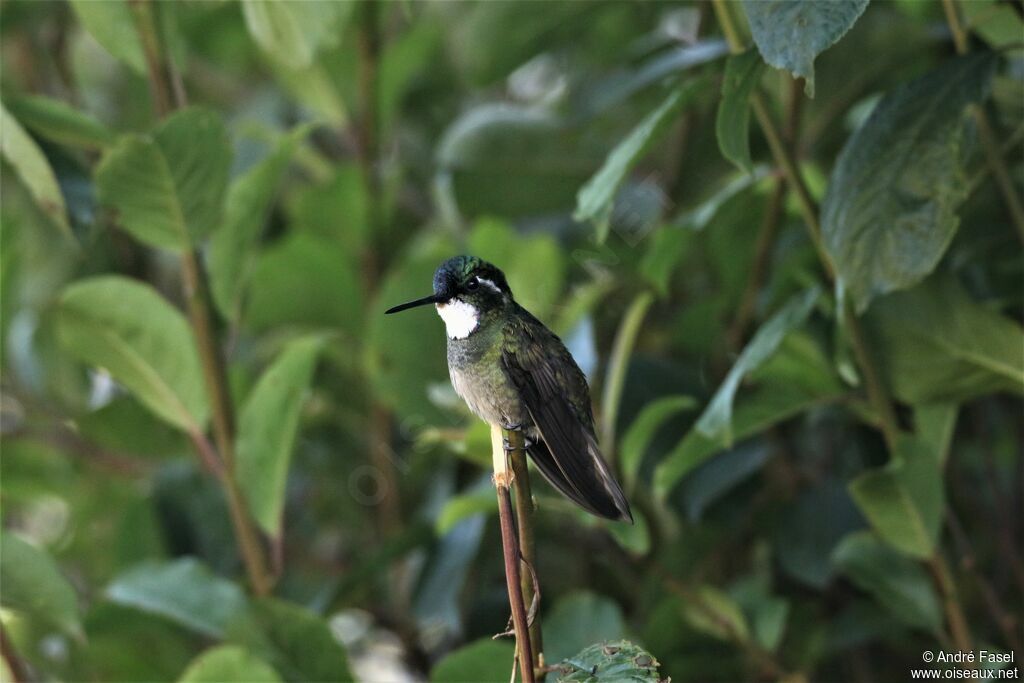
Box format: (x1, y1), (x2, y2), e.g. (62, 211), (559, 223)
(526, 438), (633, 523)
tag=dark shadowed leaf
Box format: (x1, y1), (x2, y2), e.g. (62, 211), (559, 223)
(544, 592), (627, 664)
(848, 436), (943, 559)
(5, 94), (116, 151)
(865, 275), (1024, 403)
(106, 558), (247, 638)
(556, 640), (663, 682)
(656, 332), (845, 498)
(716, 48), (765, 172)
(832, 532), (943, 633)
(430, 639), (515, 683)
(575, 80), (701, 242)
(742, 0), (869, 97)
(210, 125), (312, 321)
(620, 395), (697, 488)
(229, 599), (353, 683)
(178, 646), (282, 683)
(0, 533), (82, 639)
(695, 286), (820, 445)
(95, 107), (231, 251)
(56, 276), (208, 432)
(822, 54), (997, 311)
(237, 335), (326, 535)
(1, 103), (71, 238)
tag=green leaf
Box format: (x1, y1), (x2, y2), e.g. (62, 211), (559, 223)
(210, 126), (311, 321)
(237, 335), (325, 536)
(848, 436), (943, 558)
(430, 638), (515, 683)
(680, 584), (750, 642)
(241, 1), (348, 70)
(556, 640), (663, 683)
(832, 532), (943, 633)
(229, 598), (353, 683)
(178, 646), (282, 683)
(56, 276), (208, 432)
(544, 592), (626, 664)
(695, 286), (820, 445)
(0, 533), (82, 639)
(619, 395), (697, 488)
(244, 233), (363, 332)
(742, 0), (869, 97)
(95, 107), (231, 251)
(68, 0), (147, 74)
(1, 103), (71, 238)
(656, 332), (845, 498)
(821, 53), (997, 312)
(865, 275), (1024, 403)
(5, 94), (116, 151)
(435, 490), (497, 535)
(437, 105), (596, 220)
(914, 403), (958, 467)
(716, 49), (765, 173)
(575, 80), (700, 242)
(106, 558), (247, 638)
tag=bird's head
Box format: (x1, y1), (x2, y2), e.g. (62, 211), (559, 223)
(385, 255), (513, 338)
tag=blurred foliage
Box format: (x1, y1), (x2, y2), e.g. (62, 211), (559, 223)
(1, 1), (1022, 682)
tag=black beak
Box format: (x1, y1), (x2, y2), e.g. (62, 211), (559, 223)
(385, 294), (442, 314)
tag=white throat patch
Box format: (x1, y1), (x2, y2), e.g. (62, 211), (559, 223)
(436, 299), (480, 339)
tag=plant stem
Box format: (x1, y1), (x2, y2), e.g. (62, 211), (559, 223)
(927, 554), (974, 655)
(600, 291), (654, 464)
(131, 0), (271, 596)
(506, 428), (544, 677)
(492, 426), (536, 683)
(1, 624), (30, 683)
(942, 0), (1024, 244)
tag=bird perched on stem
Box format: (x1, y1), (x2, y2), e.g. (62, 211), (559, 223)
(386, 255), (632, 523)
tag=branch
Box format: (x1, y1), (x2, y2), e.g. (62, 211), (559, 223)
(130, 0), (271, 596)
(507, 429), (544, 677)
(492, 426), (536, 683)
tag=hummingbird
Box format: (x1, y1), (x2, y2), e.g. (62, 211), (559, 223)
(385, 255), (632, 523)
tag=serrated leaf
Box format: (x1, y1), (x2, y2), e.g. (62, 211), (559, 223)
(96, 107), (230, 251)
(56, 276), (208, 432)
(210, 126), (312, 321)
(236, 335), (325, 536)
(822, 53), (997, 312)
(865, 275), (1024, 403)
(0, 533), (82, 639)
(69, 0), (147, 74)
(716, 48), (765, 172)
(742, 0), (869, 97)
(556, 640), (663, 683)
(695, 286), (820, 445)
(107, 558), (247, 638)
(620, 395), (696, 488)
(5, 94), (115, 151)
(575, 80), (700, 242)
(1, 103), (71, 238)
(430, 638), (514, 683)
(832, 532), (943, 632)
(178, 646), (282, 683)
(849, 436), (943, 559)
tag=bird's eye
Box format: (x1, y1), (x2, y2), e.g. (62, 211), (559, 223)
(465, 276), (480, 291)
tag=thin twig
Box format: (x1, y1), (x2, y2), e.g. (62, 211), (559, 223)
(129, 0), (271, 596)
(508, 429), (544, 678)
(942, 0), (1024, 244)
(492, 426), (536, 683)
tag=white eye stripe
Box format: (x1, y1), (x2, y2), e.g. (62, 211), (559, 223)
(477, 278), (503, 295)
